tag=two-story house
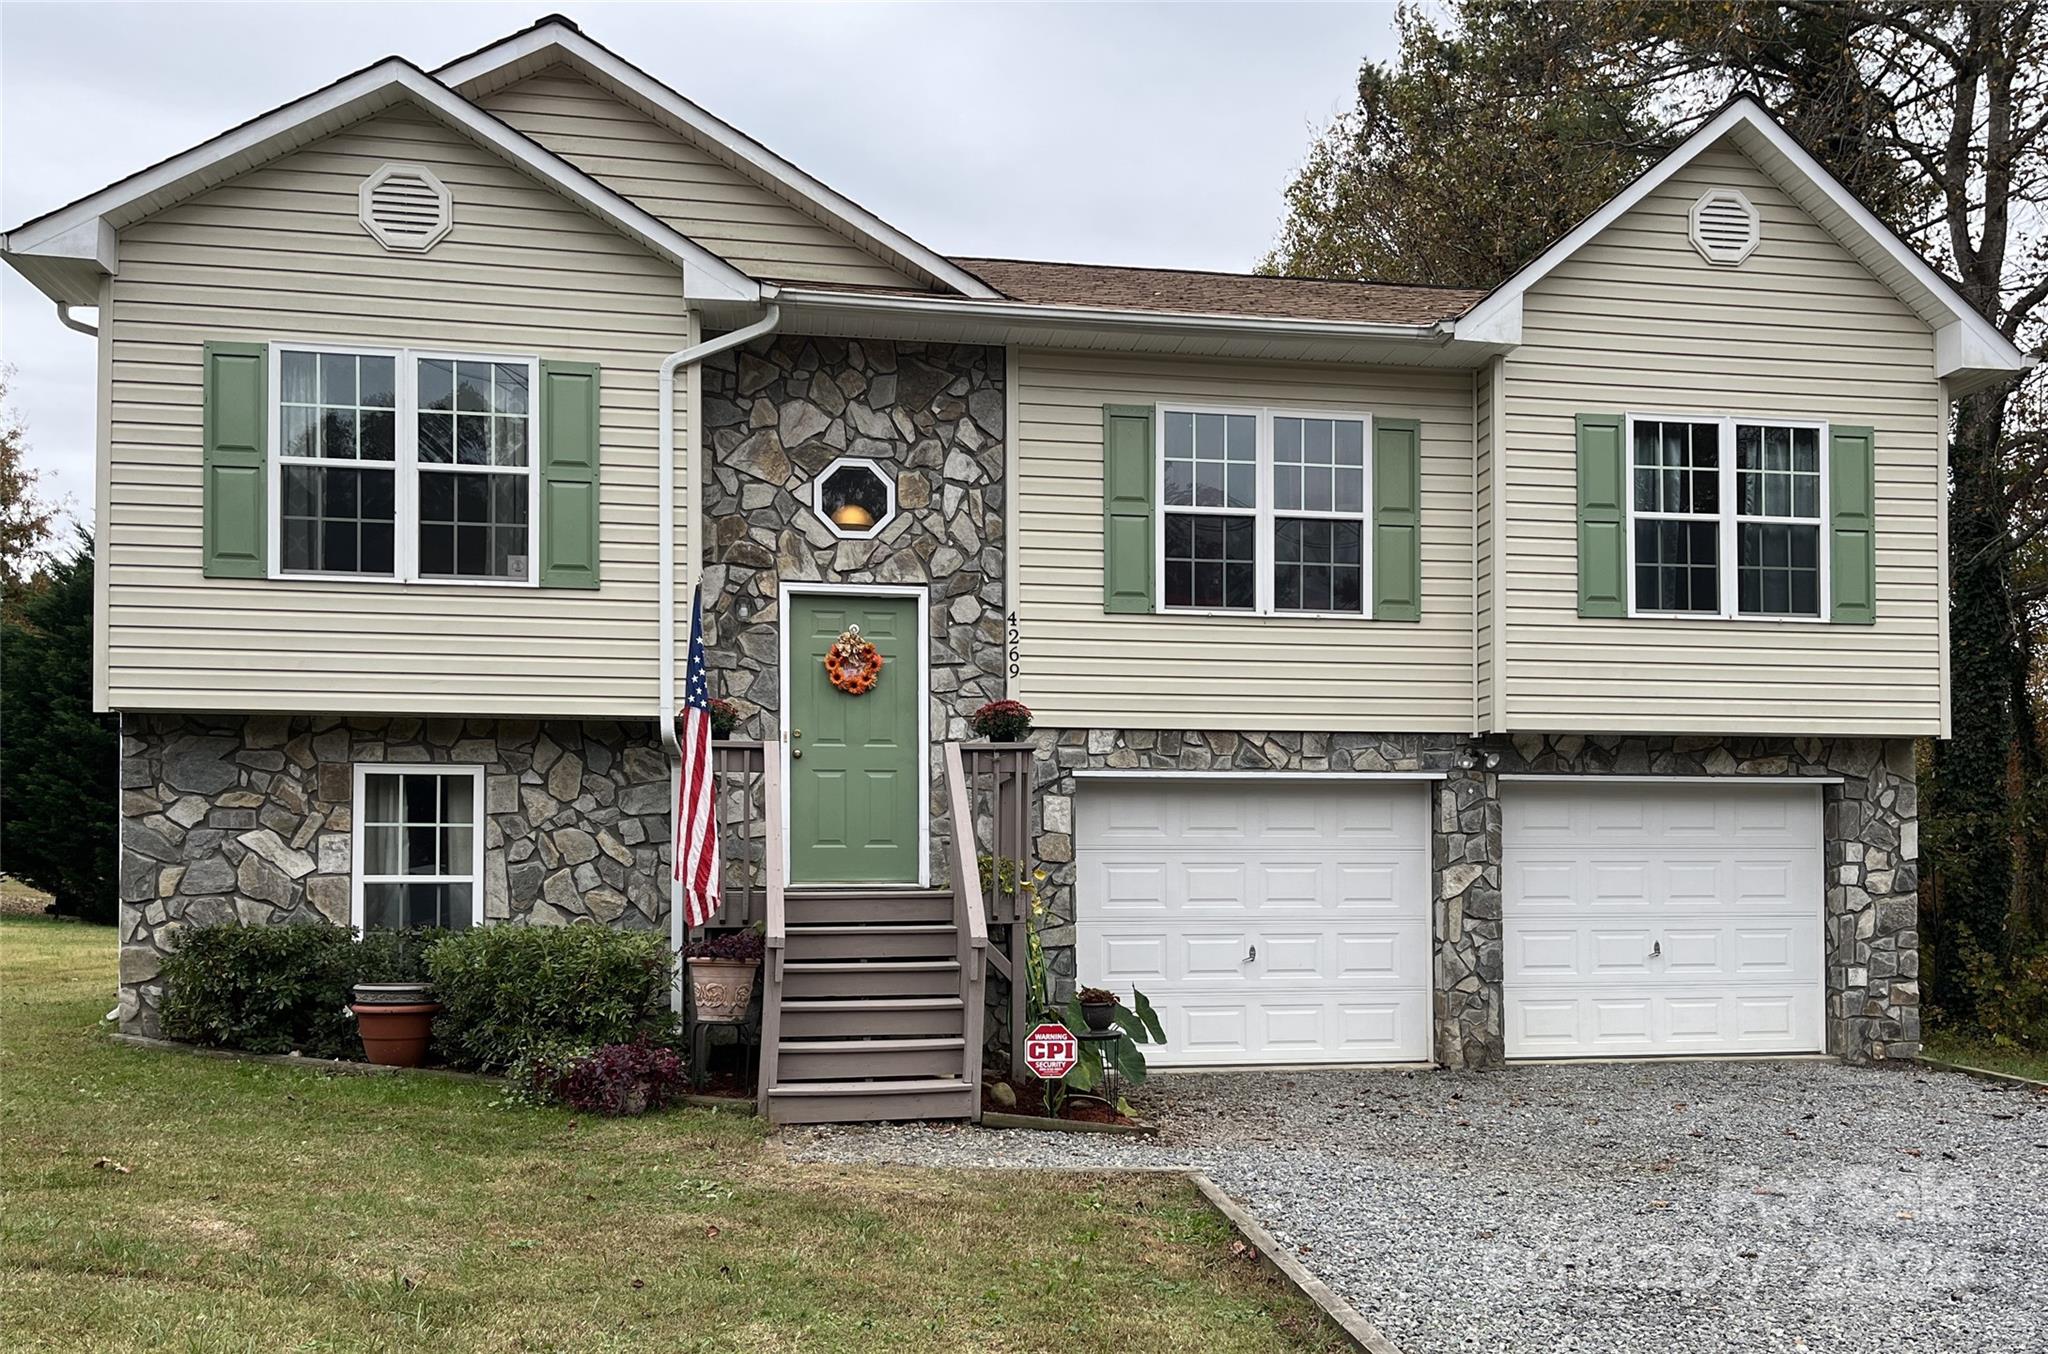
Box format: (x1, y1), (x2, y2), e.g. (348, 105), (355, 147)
(5, 15), (2028, 1123)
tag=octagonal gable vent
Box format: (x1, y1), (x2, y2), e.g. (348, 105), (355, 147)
(359, 164), (452, 252)
(1688, 188), (1760, 266)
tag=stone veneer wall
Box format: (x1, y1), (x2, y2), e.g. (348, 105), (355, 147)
(1026, 730), (1919, 1068)
(697, 334), (1006, 874)
(117, 713), (672, 1034)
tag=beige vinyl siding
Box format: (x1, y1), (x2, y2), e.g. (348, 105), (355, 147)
(1473, 358), (1494, 731)
(1498, 144), (1944, 735)
(1013, 349), (1475, 730)
(105, 106), (691, 717)
(479, 68), (925, 291)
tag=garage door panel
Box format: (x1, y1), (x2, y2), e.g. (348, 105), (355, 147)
(1099, 934), (1167, 984)
(1162, 990), (1429, 1065)
(1078, 780), (1432, 1066)
(1508, 986), (1822, 1056)
(1505, 782), (1824, 1058)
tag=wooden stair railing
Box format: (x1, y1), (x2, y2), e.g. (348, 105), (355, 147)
(961, 742), (1036, 1074)
(755, 749), (786, 1116)
(941, 743), (990, 1116)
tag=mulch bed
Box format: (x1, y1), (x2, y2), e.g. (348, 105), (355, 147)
(985, 1078), (1139, 1127)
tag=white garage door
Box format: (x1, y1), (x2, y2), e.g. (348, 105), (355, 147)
(1503, 781), (1824, 1059)
(1076, 779), (1431, 1067)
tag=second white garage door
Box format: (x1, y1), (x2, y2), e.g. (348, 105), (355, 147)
(1503, 781), (1825, 1059)
(1075, 779), (1431, 1067)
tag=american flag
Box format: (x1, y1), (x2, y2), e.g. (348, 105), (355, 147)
(673, 584), (720, 928)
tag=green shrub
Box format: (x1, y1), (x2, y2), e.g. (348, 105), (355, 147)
(426, 924), (674, 1071)
(159, 923), (443, 1058)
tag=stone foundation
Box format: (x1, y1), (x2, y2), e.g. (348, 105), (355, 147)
(116, 713), (671, 1034)
(1026, 729), (1919, 1068)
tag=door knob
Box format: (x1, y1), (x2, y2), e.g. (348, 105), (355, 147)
(792, 748), (803, 760)
(792, 728), (802, 739)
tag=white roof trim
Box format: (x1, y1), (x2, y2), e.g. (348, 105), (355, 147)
(773, 285), (1461, 343)
(1452, 98), (2029, 385)
(1, 57), (760, 306)
(436, 20), (999, 300)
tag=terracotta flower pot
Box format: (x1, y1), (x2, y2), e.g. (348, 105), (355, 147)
(352, 982), (438, 1067)
(688, 957), (758, 1022)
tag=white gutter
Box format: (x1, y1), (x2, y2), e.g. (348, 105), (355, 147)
(773, 285), (1462, 345)
(56, 302), (98, 337)
(661, 300), (781, 997)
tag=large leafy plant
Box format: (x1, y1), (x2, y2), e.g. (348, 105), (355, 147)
(1054, 988), (1163, 1117)
(997, 859), (1163, 1115)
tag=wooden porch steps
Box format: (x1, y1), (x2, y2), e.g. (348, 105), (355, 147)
(764, 1076), (977, 1126)
(764, 887), (982, 1124)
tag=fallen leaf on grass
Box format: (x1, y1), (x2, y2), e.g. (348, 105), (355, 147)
(1228, 1239), (1259, 1262)
(91, 1157), (131, 1175)
(705, 1225), (720, 1240)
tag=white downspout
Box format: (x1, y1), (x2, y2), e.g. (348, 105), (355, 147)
(56, 302), (98, 337)
(660, 300), (781, 1006)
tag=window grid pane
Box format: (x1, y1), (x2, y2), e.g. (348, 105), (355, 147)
(1163, 410), (1257, 509)
(1633, 519), (1720, 613)
(1163, 512), (1256, 610)
(1273, 415), (1367, 516)
(1274, 518), (1364, 613)
(280, 464), (395, 575)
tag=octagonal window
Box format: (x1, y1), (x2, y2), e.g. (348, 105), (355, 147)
(814, 457), (896, 539)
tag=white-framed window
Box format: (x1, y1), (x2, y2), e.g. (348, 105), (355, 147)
(1626, 413), (1829, 620)
(270, 344), (539, 585)
(1157, 404), (1372, 616)
(351, 764), (486, 931)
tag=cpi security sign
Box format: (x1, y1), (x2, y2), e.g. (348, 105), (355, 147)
(1023, 1021), (1079, 1080)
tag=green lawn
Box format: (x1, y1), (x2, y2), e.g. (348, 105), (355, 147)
(0, 918), (1343, 1352)
(1923, 1029), (2048, 1082)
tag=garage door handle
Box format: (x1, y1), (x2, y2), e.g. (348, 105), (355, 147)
(1649, 941), (1661, 960)
(1243, 945), (1256, 964)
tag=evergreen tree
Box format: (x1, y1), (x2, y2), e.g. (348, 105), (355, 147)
(3, 530), (118, 923)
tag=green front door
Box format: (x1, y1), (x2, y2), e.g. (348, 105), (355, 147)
(788, 592), (921, 885)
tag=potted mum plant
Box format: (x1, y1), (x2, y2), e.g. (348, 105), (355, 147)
(682, 926), (765, 1022)
(1076, 986), (1121, 1032)
(708, 697), (740, 740)
(969, 699), (1033, 743)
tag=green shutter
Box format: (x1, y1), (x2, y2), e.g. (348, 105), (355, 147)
(1829, 425), (1876, 624)
(538, 360), (601, 589)
(1575, 412), (1627, 617)
(1371, 417), (1421, 621)
(1101, 404), (1154, 613)
(201, 341), (268, 579)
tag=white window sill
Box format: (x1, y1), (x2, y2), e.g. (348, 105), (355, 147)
(270, 571), (540, 590)
(1155, 607), (1379, 623)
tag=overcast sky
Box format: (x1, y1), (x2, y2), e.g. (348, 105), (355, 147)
(0, 1), (1397, 523)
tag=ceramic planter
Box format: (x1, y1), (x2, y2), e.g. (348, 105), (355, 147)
(1080, 1000), (1119, 1033)
(688, 957), (758, 1023)
(351, 982), (439, 1067)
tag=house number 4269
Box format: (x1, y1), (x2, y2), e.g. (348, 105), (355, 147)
(1006, 611), (1022, 681)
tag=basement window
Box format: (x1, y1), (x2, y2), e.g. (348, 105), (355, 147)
(352, 765), (484, 931)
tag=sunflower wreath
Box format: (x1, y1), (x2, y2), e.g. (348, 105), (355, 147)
(824, 625), (884, 696)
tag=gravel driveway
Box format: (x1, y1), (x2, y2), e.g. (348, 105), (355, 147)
(787, 1060), (2048, 1353)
